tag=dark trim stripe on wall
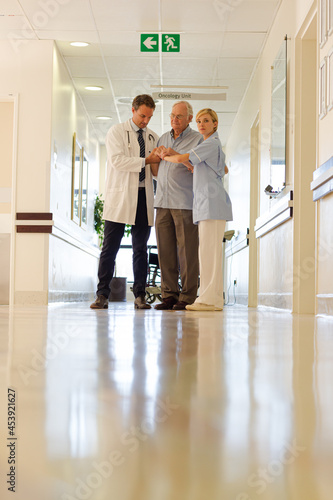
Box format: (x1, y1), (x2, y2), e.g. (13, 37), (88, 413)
(16, 213), (52, 220)
(16, 213), (53, 233)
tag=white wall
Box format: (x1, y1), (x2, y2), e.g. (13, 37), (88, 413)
(316, 0), (333, 315)
(0, 39), (101, 304)
(48, 45), (100, 301)
(0, 101), (13, 304)
(225, 0), (318, 310)
(0, 39), (54, 305)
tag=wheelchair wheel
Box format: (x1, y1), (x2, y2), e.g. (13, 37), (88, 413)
(145, 291), (156, 304)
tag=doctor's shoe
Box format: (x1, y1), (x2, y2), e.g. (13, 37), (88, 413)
(154, 297), (178, 310)
(90, 295), (108, 309)
(134, 295), (151, 309)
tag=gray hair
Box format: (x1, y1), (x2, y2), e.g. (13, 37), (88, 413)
(172, 101), (193, 117)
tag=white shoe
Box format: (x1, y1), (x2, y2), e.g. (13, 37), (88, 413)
(185, 303), (215, 311)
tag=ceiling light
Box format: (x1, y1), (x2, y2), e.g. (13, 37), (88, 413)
(117, 97), (133, 104)
(85, 86), (103, 91)
(96, 116), (111, 120)
(70, 42), (89, 47)
(151, 84), (229, 90)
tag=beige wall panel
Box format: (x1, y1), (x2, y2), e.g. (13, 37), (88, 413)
(258, 220), (293, 309)
(317, 193), (333, 294)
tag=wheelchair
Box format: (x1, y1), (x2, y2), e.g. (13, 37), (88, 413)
(145, 246), (162, 304)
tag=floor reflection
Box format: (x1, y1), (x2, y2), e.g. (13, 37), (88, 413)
(0, 304), (333, 500)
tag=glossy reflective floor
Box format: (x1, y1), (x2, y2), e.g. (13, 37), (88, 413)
(1, 302), (333, 500)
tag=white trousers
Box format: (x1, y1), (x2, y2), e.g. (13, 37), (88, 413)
(194, 219), (226, 309)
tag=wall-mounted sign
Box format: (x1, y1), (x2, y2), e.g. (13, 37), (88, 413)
(161, 34), (180, 52)
(140, 34), (180, 52)
(141, 34), (159, 52)
(152, 92), (226, 101)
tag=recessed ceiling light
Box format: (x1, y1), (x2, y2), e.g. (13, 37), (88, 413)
(85, 86), (103, 91)
(96, 116), (112, 120)
(117, 97), (133, 104)
(70, 42), (89, 47)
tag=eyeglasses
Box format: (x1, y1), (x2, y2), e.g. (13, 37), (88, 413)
(169, 113), (186, 120)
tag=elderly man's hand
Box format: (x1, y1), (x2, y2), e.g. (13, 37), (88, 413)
(159, 147), (178, 160)
(154, 146), (167, 159)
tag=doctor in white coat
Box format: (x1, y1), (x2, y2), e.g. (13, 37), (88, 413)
(90, 94), (160, 310)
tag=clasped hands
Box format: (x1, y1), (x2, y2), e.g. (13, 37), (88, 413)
(150, 146), (194, 172)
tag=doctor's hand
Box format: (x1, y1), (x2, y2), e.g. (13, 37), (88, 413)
(154, 146), (167, 159)
(145, 148), (162, 164)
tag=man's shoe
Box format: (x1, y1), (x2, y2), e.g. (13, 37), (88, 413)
(154, 297), (178, 310)
(185, 302), (215, 311)
(134, 295), (151, 310)
(172, 301), (188, 310)
(90, 295), (108, 309)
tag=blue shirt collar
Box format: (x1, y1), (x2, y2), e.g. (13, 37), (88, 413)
(171, 125), (193, 139)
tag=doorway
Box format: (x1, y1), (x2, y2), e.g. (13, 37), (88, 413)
(293, 12), (317, 313)
(0, 98), (16, 305)
(248, 113), (260, 307)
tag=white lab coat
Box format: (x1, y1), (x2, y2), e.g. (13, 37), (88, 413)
(103, 119), (158, 226)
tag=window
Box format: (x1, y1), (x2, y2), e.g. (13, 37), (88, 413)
(329, 0), (333, 36)
(71, 133), (82, 225)
(321, 0), (327, 47)
(328, 48), (333, 111)
(319, 58), (327, 119)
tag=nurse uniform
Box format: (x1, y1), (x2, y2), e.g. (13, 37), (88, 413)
(188, 132), (233, 310)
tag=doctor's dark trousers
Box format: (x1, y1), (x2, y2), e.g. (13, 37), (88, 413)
(96, 189), (151, 299)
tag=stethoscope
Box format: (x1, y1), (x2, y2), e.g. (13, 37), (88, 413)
(127, 131), (156, 150)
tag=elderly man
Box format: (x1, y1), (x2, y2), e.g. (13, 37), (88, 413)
(154, 101), (203, 310)
(90, 94), (160, 310)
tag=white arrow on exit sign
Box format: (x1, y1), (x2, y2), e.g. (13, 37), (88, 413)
(143, 36), (157, 50)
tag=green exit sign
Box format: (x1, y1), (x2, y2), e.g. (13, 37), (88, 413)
(140, 34), (181, 53)
(162, 34), (180, 52)
(141, 34), (159, 52)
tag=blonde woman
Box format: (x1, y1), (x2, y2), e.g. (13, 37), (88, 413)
(163, 108), (233, 311)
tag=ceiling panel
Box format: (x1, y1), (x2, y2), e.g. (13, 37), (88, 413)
(64, 56), (107, 78)
(226, 1), (279, 31)
(19, 0), (95, 31)
(159, 0), (278, 32)
(91, 0), (160, 31)
(0, 15), (28, 30)
(0, 0), (282, 145)
(220, 33), (267, 58)
(0, 0), (24, 15)
(105, 56), (161, 80)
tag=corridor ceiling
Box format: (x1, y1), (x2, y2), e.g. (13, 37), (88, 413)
(0, 0), (281, 144)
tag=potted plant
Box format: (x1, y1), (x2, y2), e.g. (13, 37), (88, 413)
(94, 194), (129, 302)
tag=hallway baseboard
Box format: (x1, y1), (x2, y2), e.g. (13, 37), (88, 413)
(258, 292), (292, 311)
(48, 290), (95, 303)
(317, 294), (333, 317)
